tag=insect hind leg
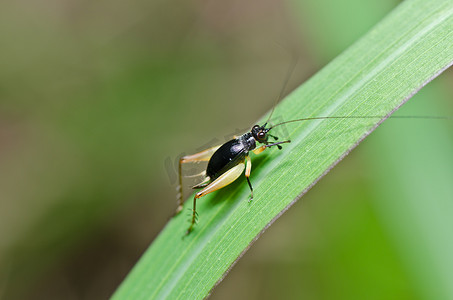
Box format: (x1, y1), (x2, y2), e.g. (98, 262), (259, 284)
(186, 163), (245, 234)
(176, 145), (221, 215)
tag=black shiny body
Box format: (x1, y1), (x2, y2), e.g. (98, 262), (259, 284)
(206, 133), (256, 180)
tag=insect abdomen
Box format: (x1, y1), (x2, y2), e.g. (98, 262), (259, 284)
(206, 139), (246, 180)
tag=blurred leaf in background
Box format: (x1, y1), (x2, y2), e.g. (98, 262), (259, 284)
(0, 0), (451, 299)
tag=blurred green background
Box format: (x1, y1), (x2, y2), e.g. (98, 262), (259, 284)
(0, 0), (452, 299)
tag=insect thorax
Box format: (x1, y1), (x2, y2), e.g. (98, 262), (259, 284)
(239, 132), (257, 152)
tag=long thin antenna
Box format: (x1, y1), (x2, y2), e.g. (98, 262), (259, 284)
(269, 115), (453, 129)
(264, 57), (298, 126)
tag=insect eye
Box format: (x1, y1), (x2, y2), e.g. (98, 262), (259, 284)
(258, 131), (266, 139)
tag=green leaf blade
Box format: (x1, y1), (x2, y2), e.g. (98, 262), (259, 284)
(113, 0), (453, 299)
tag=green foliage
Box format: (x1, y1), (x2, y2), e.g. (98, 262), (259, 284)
(113, 0), (453, 299)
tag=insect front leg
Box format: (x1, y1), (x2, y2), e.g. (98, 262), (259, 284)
(252, 140), (291, 155)
(186, 162), (245, 235)
(176, 145), (221, 215)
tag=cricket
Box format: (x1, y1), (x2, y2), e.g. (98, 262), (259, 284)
(174, 64), (450, 235)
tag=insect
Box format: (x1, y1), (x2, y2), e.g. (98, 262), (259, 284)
(176, 121), (292, 234)
(175, 63), (299, 235)
(175, 66), (451, 235)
